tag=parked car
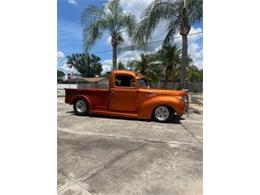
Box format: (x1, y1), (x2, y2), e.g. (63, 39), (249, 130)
(65, 70), (188, 122)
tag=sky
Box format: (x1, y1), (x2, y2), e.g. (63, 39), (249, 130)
(57, 0), (203, 74)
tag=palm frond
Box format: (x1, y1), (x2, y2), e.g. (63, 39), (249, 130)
(116, 33), (124, 44)
(81, 5), (104, 27)
(163, 19), (179, 45)
(157, 43), (182, 69)
(133, 0), (178, 45)
(104, 14), (116, 32)
(107, 0), (122, 14)
(83, 20), (107, 52)
(118, 13), (136, 37)
(186, 0), (203, 24)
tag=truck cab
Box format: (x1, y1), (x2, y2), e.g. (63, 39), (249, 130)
(65, 70), (188, 122)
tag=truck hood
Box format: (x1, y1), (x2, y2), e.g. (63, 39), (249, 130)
(140, 88), (188, 97)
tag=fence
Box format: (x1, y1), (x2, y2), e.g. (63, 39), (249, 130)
(155, 81), (203, 92)
(188, 92), (203, 114)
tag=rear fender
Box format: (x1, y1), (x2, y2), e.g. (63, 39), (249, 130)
(71, 95), (94, 110)
(138, 96), (181, 119)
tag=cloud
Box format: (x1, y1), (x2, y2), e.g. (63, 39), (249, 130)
(120, 0), (153, 19)
(59, 63), (79, 74)
(188, 42), (203, 69)
(118, 50), (141, 65)
(187, 27), (203, 69)
(68, 0), (77, 6)
(57, 51), (66, 67)
(101, 50), (144, 73)
(101, 59), (112, 73)
(57, 51), (65, 60)
(101, 50), (140, 73)
(188, 27), (203, 43)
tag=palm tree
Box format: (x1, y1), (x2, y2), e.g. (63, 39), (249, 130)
(187, 65), (202, 82)
(81, 0), (136, 70)
(133, 0), (202, 89)
(128, 53), (163, 84)
(117, 61), (126, 70)
(156, 44), (181, 86)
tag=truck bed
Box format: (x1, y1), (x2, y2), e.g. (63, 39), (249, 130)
(65, 88), (109, 109)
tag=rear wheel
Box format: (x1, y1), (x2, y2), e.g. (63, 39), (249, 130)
(153, 106), (173, 123)
(73, 99), (88, 116)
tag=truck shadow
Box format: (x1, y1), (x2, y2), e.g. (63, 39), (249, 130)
(66, 111), (184, 124)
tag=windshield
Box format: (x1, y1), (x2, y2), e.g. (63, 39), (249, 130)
(138, 78), (147, 88)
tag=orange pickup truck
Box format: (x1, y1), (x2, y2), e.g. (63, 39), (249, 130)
(65, 70), (188, 122)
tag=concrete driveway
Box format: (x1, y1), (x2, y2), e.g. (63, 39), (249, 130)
(57, 97), (203, 195)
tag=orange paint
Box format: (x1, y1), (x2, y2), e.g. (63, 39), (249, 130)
(65, 70), (188, 120)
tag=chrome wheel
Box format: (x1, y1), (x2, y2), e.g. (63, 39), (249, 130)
(75, 100), (87, 114)
(154, 106), (170, 122)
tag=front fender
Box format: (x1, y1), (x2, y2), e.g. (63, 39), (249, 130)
(138, 96), (184, 119)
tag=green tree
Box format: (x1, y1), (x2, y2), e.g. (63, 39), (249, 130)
(156, 44), (181, 85)
(57, 70), (65, 78)
(66, 53), (103, 77)
(128, 53), (163, 84)
(133, 0), (202, 88)
(117, 61), (126, 70)
(102, 71), (112, 79)
(81, 0), (136, 70)
(188, 65), (203, 82)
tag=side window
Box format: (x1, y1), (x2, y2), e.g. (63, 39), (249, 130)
(115, 75), (135, 87)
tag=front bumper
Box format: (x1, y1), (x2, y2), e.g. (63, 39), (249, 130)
(175, 94), (189, 116)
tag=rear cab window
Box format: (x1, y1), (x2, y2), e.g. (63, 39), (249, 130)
(114, 75), (136, 88)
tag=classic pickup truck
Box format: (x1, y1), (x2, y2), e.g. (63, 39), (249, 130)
(65, 70), (188, 122)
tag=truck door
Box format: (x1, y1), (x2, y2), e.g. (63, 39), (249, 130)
(109, 74), (138, 112)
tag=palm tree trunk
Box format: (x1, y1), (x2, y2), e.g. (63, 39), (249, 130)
(180, 7), (190, 89)
(180, 34), (188, 89)
(140, 63), (145, 75)
(112, 44), (117, 70)
(111, 33), (118, 70)
(163, 65), (171, 89)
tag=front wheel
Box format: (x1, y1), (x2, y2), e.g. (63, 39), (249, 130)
(153, 106), (174, 123)
(73, 99), (88, 116)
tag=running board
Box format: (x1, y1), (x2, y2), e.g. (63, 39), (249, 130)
(90, 109), (138, 118)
